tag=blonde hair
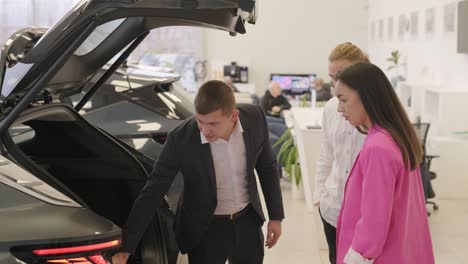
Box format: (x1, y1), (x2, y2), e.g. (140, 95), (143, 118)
(328, 42), (369, 63)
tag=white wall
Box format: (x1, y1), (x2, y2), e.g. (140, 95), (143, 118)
(368, 0), (468, 90)
(203, 0), (368, 95)
(369, 0), (468, 199)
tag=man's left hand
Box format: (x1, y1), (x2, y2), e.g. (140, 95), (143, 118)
(265, 220), (282, 249)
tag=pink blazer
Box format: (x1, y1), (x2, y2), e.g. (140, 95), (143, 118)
(336, 125), (435, 264)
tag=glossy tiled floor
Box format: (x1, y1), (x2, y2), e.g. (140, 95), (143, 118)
(263, 184), (322, 264)
(262, 181), (468, 264)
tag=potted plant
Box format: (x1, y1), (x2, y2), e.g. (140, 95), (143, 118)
(386, 50), (406, 88)
(273, 128), (301, 188)
(386, 50), (401, 71)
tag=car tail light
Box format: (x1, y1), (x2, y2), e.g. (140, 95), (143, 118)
(12, 239), (120, 264)
(33, 240), (120, 256)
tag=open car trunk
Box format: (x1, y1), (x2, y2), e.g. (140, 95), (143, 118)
(5, 104), (179, 264)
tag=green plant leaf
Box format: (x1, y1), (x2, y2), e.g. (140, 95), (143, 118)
(292, 147), (301, 186)
(386, 50), (401, 69)
(295, 162), (302, 187)
(277, 137), (293, 164)
(273, 128), (292, 148)
(273, 128), (304, 185)
(285, 145), (296, 175)
(292, 145), (298, 163)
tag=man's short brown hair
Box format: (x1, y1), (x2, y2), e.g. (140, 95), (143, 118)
(194, 80), (236, 115)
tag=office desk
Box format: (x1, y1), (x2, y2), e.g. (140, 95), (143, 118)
(288, 108), (323, 210)
(286, 107), (328, 252)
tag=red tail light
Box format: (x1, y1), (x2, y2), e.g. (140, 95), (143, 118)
(12, 239), (120, 264)
(33, 240), (120, 256)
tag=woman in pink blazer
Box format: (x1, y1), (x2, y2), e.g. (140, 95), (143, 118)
(334, 62), (435, 264)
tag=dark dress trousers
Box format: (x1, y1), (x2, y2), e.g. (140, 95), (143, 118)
(121, 104), (285, 255)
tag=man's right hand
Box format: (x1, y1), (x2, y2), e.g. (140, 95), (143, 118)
(112, 252), (130, 264)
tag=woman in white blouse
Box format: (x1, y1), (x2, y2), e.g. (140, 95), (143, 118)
(313, 42), (369, 264)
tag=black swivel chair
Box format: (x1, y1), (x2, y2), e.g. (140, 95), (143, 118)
(412, 122), (439, 215)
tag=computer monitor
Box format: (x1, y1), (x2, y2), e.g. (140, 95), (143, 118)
(270, 73), (316, 95)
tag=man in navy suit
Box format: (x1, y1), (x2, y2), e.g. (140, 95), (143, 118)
(113, 80), (285, 264)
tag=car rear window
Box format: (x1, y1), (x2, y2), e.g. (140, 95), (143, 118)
(74, 18), (125, 56)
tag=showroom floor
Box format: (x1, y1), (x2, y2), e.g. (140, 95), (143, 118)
(262, 181), (468, 264)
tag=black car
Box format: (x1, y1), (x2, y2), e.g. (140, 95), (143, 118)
(0, 1), (257, 264)
(77, 64), (196, 216)
(64, 63), (195, 158)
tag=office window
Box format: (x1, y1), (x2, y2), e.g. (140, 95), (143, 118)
(0, 0), (79, 44)
(0, 0), (203, 58)
(0, 0), (204, 91)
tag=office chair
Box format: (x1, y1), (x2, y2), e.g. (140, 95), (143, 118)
(412, 122), (439, 215)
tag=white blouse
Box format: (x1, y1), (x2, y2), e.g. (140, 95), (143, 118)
(313, 97), (366, 227)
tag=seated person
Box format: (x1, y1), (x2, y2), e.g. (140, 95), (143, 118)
(314, 78), (333, 102)
(261, 81), (291, 178)
(261, 81), (291, 117)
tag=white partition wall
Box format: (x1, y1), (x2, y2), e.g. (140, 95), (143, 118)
(423, 88), (468, 137)
(395, 82), (441, 122)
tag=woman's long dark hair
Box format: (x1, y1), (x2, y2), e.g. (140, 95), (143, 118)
(337, 62), (423, 170)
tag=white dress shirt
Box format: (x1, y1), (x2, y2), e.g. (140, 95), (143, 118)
(313, 97), (366, 227)
(200, 118), (250, 215)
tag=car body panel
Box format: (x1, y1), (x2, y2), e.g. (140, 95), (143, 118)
(0, 155), (80, 208)
(0, 181), (119, 247)
(0, 154), (120, 247)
